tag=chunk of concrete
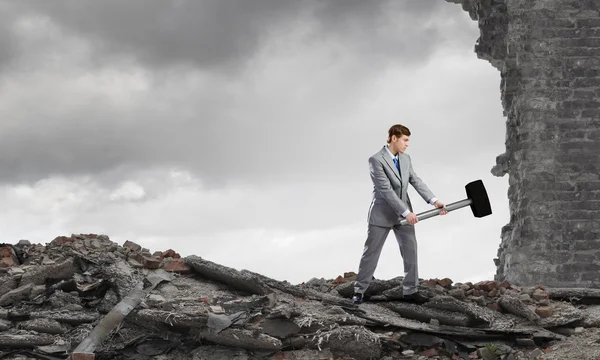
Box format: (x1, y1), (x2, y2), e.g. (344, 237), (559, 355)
(18, 318), (68, 334)
(0, 283), (33, 306)
(20, 258), (77, 286)
(0, 333), (55, 347)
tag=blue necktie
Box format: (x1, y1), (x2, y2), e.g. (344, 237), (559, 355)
(393, 158), (399, 171)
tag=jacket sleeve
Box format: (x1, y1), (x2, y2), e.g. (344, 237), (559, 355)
(407, 155), (436, 203)
(369, 156), (410, 217)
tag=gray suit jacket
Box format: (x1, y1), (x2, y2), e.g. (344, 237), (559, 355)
(367, 146), (435, 227)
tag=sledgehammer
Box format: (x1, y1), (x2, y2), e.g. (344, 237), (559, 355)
(400, 179), (492, 226)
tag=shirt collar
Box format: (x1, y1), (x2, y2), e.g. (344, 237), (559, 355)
(384, 145), (397, 160)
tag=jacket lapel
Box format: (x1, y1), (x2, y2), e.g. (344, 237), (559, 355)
(398, 153), (409, 187)
(380, 147), (401, 181)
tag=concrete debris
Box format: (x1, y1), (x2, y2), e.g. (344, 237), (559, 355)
(72, 270), (173, 355)
(0, 235), (599, 360)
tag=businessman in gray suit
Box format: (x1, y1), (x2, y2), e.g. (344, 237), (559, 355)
(353, 124), (447, 304)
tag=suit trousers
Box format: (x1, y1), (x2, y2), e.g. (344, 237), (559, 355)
(354, 222), (419, 295)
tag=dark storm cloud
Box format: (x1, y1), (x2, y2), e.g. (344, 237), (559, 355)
(8, 0), (463, 72)
(9, 0), (303, 72)
(0, 0), (481, 186)
(0, 3), (18, 68)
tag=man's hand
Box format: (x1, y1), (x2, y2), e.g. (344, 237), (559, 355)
(434, 200), (448, 215)
(405, 212), (418, 225)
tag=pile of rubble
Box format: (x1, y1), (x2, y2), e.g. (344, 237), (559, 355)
(1, 234), (600, 360)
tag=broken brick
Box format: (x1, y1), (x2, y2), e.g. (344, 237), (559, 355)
(422, 279), (438, 288)
(476, 280), (497, 292)
(131, 253), (161, 269)
(142, 256), (161, 269)
(162, 258), (192, 273)
(535, 305), (553, 318)
(420, 348), (439, 357)
(532, 288), (549, 301)
(333, 275), (344, 284)
(51, 236), (76, 246)
(0, 247), (18, 268)
(343, 271), (356, 280)
(162, 249), (181, 259)
(437, 278), (453, 288)
(0, 246), (15, 258)
(71, 352), (95, 360)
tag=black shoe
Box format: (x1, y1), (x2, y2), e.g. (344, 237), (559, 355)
(352, 293), (363, 304)
(402, 292), (430, 304)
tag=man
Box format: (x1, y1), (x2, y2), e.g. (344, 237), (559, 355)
(352, 124), (447, 304)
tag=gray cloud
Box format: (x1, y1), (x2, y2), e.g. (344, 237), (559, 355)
(0, 2), (18, 68)
(0, 0), (485, 188)
(7, 0), (470, 72)
(9, 0), (301, 72)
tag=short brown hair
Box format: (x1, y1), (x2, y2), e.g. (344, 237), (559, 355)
(387, 124), (411, 143)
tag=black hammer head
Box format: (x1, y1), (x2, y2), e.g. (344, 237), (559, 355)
(465, 180), (492, 218)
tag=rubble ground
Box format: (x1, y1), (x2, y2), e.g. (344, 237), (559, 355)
(2, 234), (600, 360)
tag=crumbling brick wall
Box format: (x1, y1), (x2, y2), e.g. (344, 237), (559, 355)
(448, 0), (600, 287)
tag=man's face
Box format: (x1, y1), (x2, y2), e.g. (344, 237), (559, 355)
(392, 134), (410, 154)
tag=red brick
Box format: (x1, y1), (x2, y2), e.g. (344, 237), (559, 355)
(488, 288), (499, 297)
(152, 251), (164, 259)
(133, 253), (161, 269)
(437, 278), (453, 288)
(333, 275), (344, 284)
(0, 247), (14, 257)
(162, 249), (180, 259)
(162, 258), (191, 273)
(142, 257), (161, 269)
(0, 247), (18, 268)
(0, 257), (17, 268)
(343, 271), (356, 278)
(71, 353), (95, 360)
(500, 280), (511, 288)
(536, 305), (553, 318)
(477, 280), (497, 292)
(420, 348), (439, 357)
(51, 236), (76, 245)
(422, 279), (439, 288)
(532, 288), (549, 301)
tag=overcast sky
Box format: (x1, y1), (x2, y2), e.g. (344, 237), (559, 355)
(0, 0), (509, 285)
